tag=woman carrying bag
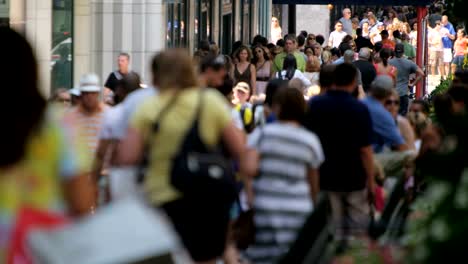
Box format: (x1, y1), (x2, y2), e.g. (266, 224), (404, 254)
(118, 49), (246, 264)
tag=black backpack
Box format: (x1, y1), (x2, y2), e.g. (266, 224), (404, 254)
(138, 90), (237, 205)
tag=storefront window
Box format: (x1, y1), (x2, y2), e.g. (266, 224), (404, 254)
(195, 0), (212, 49)
(0, 0), (9, 27)
(220, 0), (233, 54)
(241, 0), (251, 44)
(51, 0), (73, 91)
(166, 1), (188, 48)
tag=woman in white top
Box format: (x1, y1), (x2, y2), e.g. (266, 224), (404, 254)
(275, 54), (311, 87)
(270, 17), (282, 44)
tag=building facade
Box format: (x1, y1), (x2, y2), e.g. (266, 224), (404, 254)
(2, 0), (271, 96)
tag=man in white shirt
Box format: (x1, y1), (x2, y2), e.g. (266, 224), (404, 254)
(328, 21), (348, 48)
(428, 21), (446, 77)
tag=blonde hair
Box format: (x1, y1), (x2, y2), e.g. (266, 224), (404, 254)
(322, 50), (332, 64)
(151, 49), (199, 90)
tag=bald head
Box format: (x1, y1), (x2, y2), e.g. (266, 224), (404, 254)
(441, 15), (449, 25)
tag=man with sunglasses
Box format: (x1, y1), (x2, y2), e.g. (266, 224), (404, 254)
(362, 75), (409, 153)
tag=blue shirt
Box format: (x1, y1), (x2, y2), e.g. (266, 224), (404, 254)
(362, 97), (405, 153)
(443, 23), (456, 49)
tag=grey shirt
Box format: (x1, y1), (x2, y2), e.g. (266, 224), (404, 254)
(389, 57), (418, 96)
(339, 17), (353, 36)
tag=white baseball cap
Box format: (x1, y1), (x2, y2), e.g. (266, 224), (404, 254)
(79, 73), (101, 92)
(69, 88), (81, 96)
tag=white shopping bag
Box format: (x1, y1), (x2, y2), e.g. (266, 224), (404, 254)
(27, 197), (191, 264)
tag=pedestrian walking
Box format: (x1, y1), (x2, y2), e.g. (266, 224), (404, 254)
(305, 63), (375, 238)
(118, 49), (246, 264)
(104, 53), (139, 92)
(245, 88), (324, 264)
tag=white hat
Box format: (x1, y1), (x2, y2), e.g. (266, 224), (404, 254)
(69, 88), (81, 96)
(79, 73), (101, 92)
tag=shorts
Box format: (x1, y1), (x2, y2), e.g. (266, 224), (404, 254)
(452, 55), (465, 69)
(328, 189), (370, 238)
(161, 196), (231, 262)
(429, 50), (443, 66)
(443, 48), (453, 63)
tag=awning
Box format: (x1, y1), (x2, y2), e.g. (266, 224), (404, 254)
(272, 0), (431, 6)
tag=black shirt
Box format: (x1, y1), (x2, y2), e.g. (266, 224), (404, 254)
(104, 70), (138, 91)
(353, 60), (377, 93)
(355, 36), (374, 52)
(305, 91), (373, 192)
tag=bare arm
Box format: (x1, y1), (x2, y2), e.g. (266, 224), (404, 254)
(115, 127), (145, 165)
(410, 67), (426, 86)
(307, 168), (320, 205)
(63, 173), (97, 217)
(92, 139), (111, 181)
(360, 145), (375, 202)
(250, 64), (257, 96)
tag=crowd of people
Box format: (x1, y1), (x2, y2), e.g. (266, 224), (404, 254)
(1, 4), (468, 264)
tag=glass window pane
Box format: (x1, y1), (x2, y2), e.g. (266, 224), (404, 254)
(51, 0), (73, 91)
(0, 0), (9, 27)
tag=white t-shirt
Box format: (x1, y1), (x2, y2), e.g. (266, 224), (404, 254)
(276, 69), (312, 87)
(428, 28), (444, 51)
(328, 31), (348, 48)
(99, 104), (125, 140)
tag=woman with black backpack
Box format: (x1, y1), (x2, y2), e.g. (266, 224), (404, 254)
(118, 49), (246, 264)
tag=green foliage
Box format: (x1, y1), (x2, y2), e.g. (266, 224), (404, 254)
(430, 77), (452, 99)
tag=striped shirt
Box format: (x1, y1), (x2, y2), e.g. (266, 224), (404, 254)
(63, 104), (108, 154)
(246, 123), (324, 264)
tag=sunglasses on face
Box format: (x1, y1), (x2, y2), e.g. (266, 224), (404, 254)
(385, 99), (400, 106)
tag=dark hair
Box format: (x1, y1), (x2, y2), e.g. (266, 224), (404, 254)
(282, 54), (297, 80)
(297, 35), (306, 47)
(200, 53), (226, 73)
(342, 35), (354, 44)
(265, 79), (288, 107)
(457, 28), (467, 36)
(333, 63), (358, 87)
(300, 30), (308, 38)
(330, 47), (341, 58)
(252, 35), (268, 47)
(273, 87), (306, 122)
(216, 75), (234, 98)
(374, 41), (383, 53)
(231, 41), (243, 57)
(276, 39), (285, 47)
(356, 28), (363, 36)
(199, 40), (211, 52)
(380, 48), (392, 67)
(266, 43), (276, 49)
(338, 42), (352, 57)
(411, 99), (430, 115)
(251, 45), (270, 64)
(393, 30), (401, 39)
(315, 35), (325, 46)
(448, 84), (468, 104)
(0, 27), (46, 167)
(319, 64), (336, 89)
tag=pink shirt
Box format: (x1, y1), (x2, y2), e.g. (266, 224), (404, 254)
(454, 38), (468, 56)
